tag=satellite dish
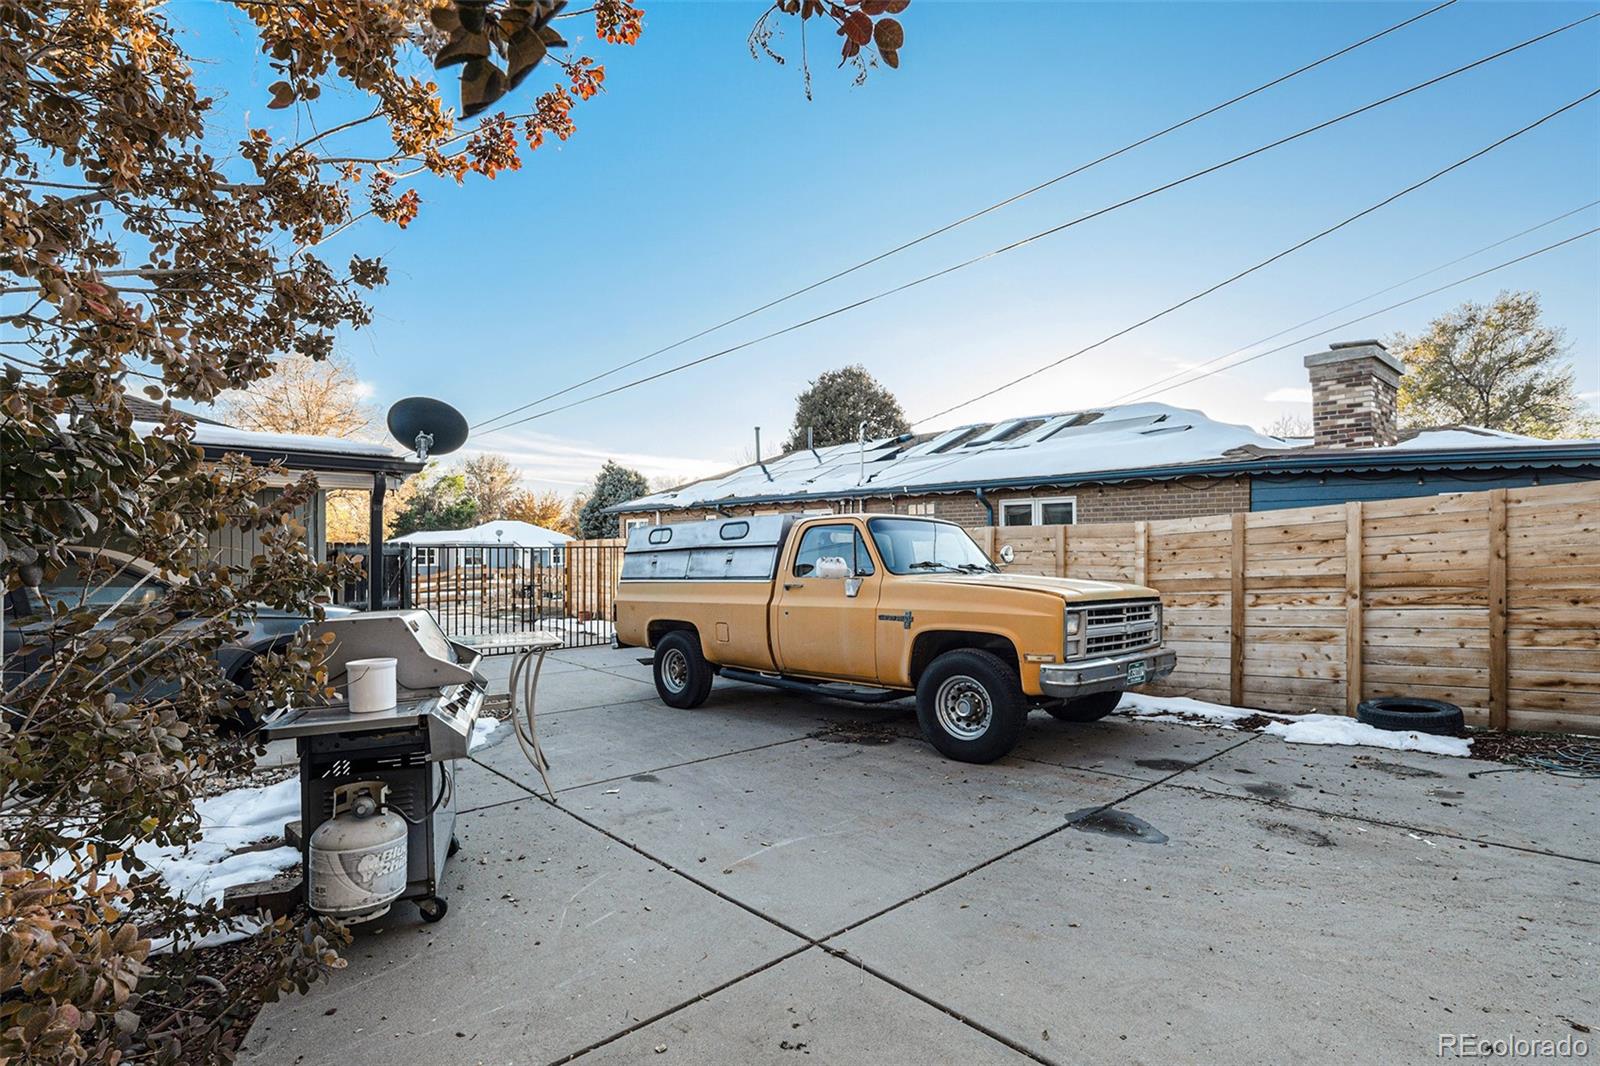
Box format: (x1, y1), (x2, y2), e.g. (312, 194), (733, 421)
(387, 397), (468, 460)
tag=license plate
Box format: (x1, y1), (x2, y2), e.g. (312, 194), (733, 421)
(1126, 661), (1148, 686)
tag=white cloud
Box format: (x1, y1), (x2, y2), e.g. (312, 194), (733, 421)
(352, 379), (376, 399)
(456, 428), (726, 494)
(1263, 387), (1312, 404)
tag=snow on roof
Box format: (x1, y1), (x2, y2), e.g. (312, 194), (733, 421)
(620, 403), (1291, 512)
(165, 421), (404, 458)
(1380, 426), (1570, 451)
(391, 519), (573, 547)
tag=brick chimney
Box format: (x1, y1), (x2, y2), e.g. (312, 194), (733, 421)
(1303, 340), (1405, 449)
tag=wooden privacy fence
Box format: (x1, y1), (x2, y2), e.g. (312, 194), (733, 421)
(975, 481), (1600, 735)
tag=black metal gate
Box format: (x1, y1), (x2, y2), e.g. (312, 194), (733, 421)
(396, 540), (622, 649)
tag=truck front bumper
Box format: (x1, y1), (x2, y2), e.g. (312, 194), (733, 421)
(1039, 648), (1176, 699)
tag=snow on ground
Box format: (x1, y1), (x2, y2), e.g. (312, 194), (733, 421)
(470, 715), (510, 752)
(135, 776), (302, 950)
(1263, 714), (1472, 757)
(531, 616), (615, 641)
(1115, 692), (1473, 757)
(1116, 692), (1288, 727)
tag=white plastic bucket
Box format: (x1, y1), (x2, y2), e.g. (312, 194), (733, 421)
(345, 657), (397, 714)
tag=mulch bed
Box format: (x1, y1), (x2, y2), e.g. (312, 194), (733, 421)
(1463, 729), (1600, 769)
(136, 918), (303, 1065)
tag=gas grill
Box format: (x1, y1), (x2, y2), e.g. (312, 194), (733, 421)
(264, 609), (491, 923)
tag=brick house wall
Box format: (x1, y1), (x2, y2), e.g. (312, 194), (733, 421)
(620, 474), (1253, 530)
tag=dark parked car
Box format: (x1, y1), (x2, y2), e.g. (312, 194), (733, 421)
(3, 547), (348, 720)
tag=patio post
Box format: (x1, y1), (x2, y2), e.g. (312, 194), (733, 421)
(369, 471), (386, 611)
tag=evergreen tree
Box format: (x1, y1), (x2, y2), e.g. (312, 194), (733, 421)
(578, 461), (651, 537)
(782, 365), (911, 452)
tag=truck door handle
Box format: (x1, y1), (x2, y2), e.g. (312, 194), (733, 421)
(784, 582), (805, 590)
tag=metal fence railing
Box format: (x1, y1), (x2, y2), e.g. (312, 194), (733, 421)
(328, 543), (408, 610)
(393, 539), (623, 649)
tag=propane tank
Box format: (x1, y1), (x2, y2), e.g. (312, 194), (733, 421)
(308, 781), (408, 922)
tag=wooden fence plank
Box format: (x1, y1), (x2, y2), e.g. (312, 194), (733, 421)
(1345, 500), (1362, 716)
(1488, 488), (1509, 731)
(1230, 511), (1246, 707)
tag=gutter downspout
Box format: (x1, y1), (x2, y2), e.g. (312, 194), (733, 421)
(368, 472), (386, 611)
(974, 486), (995, 526)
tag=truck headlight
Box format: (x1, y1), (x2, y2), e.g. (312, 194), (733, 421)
(1064, 608), (1084, 660)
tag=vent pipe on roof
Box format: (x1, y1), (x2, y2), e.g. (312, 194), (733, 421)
(857, 420), (870, 486)
(754, 426), (773, 481)
(807, 425), (821, 463)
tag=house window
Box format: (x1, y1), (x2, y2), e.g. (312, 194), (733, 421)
(463, 547), (484, 565)
(623, 517), (651, 531)
(999, 496), (1076, 527)
(903, 501), (936, 516)
(415, 546), (438, 567)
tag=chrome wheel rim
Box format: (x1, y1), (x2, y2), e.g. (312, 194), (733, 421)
(934, 675), (992, 740)
(660, 647), (689, 694)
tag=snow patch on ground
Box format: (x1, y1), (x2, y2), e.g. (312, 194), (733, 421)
(1115, 692), (1472, 757)
(469, 715), (509, 753)
(531, 616), (615, 641)
(1263, 714), (1472, 757)
(135, 777), (302, 950)
(1116, 692), (1287, 728)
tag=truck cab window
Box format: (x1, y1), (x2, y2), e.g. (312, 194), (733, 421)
(867, 518), (996, 575)
(792, 525), (875, 578)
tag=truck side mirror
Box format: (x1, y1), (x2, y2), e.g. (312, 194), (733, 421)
(998, 544), (1015, 565)
(844, 577), (862, 598)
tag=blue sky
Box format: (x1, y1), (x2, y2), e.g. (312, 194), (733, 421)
(182, 1), (1600, 492)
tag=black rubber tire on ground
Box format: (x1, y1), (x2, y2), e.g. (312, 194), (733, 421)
(1045, 690), (1123, 723)
(417, 897), (448, 923)
(653, 630), (714, 709)
(1356, 697), (1464, 735)
(915, 649), (1028, 764)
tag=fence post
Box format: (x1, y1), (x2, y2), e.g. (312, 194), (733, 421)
(1488, 488), (1509, 730)
(1344, 501), (1363, 716)
(1054, 526), (1067, 577)
(976, 527), (996, 562)
(1229, 511), (1246, 707)
(1133, 521), (1148, 586)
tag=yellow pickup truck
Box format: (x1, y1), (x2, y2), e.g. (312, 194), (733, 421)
(614, 514), (1175, 763)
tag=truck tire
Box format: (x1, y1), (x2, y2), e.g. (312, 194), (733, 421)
(654, 631), (713, 709)
(1045, 690), (1122, 723)
(915, 649), (1027, 764)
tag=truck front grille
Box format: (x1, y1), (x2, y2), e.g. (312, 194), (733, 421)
(1082, 601), (1160, 657)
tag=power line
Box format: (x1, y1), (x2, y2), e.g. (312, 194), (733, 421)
(478, 15), (1598, 436)
(1105, 199), (1600, 406)
(468, 0), (1462, 431)
(911, 86), (1600, 426)
(1111, 226), (1600, 405)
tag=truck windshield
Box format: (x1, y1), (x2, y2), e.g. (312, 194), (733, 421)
(866, 518), (997, 575)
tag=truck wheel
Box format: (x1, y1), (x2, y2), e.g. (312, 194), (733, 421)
(915, 649), (1027, 764)
(654, 631), (713, 709)
(1045, 691), (1123, 723)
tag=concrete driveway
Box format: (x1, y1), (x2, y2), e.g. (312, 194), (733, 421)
(243, 646), (1598, 1065)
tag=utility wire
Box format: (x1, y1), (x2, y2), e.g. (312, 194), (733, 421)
(469, 0), (1462, 432)
(1105, 199), (1600, 406)
(912, 86), (1600, 426)
(1109, 225), (1600, 405)
(478, 16), (1598, 436)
